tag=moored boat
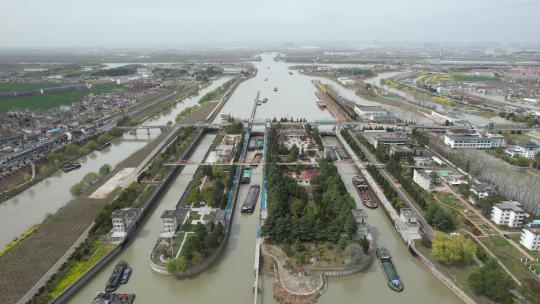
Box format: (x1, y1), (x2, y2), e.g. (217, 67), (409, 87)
(262, 98), (268, 103)
(97, 141), (111, 151)
(273, 87), (278, 92)
(352, 175), (378, 209)
(61, 161), (81, 173)
(105, 261), (128, 293)
(376, 247), (404, 292)
(241, 185), (260, 213)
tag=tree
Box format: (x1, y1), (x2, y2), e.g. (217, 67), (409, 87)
(82, 172), (99, 186)
(65, 143), (79, 155)
(110, 127), (122, 137)
(99, 164), (111, 176)
(431, 232), (477, 265)
(23, 173), (32, 182)
(97, 133), (112, 144)
(425, 204), (454, 231)
(468, 260), (515, 302)
(70, 182), (84, 196)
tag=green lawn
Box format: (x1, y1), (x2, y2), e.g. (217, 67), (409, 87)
(0, 86), (118, 112)
(481, 236), (540, 302)
(414, 240), (483, 298)
(0, 82), (60, 92)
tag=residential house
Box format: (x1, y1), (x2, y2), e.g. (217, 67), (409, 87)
(505, 141), (540, 159)
(399, 208), (421, 240)
(491, 201), (528, 227)
(413, 169), (432, 191)
(520, 222), (540, 251)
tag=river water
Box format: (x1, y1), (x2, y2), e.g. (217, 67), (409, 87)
(69, 54), (462, 304)
(0, 77), (231, 248)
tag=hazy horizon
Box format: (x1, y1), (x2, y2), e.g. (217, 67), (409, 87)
(1, 0), (539, 48)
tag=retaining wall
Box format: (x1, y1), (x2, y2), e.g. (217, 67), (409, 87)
(49, 130), (205, 304)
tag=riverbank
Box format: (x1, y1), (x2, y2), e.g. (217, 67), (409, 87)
(0, 129), (171, 304)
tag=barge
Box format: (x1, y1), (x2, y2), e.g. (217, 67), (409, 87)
(105, 261), (128, 292)
(352, 175), (378, 209)
(61, 161), (81, 173)
(92, 292), (136, 304)
(241, 167), (252, 184)
(241, 185), (260, 213)
(376, 247), (404, 292)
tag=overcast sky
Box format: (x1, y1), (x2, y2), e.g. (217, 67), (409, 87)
(1, 0), (539, 48)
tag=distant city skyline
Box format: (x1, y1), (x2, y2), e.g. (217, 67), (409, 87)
(1, 0), (539, 48)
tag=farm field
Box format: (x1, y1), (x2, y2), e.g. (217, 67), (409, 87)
(0, 82), (60, 92)
(0, 86), (118, 112)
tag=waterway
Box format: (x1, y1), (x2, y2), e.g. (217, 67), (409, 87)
(365, 71), (490, 127)
(315, 136), (458, 304)
(70, 53), (462, 304)
(0, 77), (230, 248)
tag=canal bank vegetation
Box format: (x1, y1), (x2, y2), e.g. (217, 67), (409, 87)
(23, 128), (200, 303)
(69, 164), (110, 197)
(357, 131), (455, 230)
(0, 127), (124, 204)
(160, 132), (243, 276)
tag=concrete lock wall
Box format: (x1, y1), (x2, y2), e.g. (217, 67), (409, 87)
(50, 130), (206, 304)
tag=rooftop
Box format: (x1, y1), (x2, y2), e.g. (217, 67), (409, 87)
(351, 208), (368, 219)
(160, 209), (178, 219)
(494, 200), (524, 212)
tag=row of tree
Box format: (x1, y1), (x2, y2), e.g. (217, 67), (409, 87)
(262, 127), (357, 243)
(340, 129), (367, 161)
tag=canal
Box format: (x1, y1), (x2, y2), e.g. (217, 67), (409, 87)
(0, 77), (230, 248)
(69, 53), (462, 304)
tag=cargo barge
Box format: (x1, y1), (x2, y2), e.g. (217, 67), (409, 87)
(352, 175), (378, 209)
(105, 261), (128, 293)
(61, 161), (81, 173)
(92, 292), (136, 304)
(376, 247), (404, 292)
(241, 185), (260, 213)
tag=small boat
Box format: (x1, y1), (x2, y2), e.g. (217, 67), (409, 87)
(274, 87), (278, 92)
(264, 78), (268, 81)
(241, 185), (260, 213)
(97, 141), (111, 151)
(289, 71), (293, 75)
(262, 98), (268, 103)
(61, 161), (81, 173)
(316, 100), (327, 109)
(257, 101), (262, 106)
(377, 248), (404, 292)
(120, 266), (132, 284)
(105, 261), (128, 293)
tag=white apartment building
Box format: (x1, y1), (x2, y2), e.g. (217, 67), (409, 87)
(491, 201), (528, 227)
(444, 131), (506, 149)
(520, 227), (540, 251)
(413, 169), (432, 191)
(505, 141), (540, 159)
(160, 210), (179, 237)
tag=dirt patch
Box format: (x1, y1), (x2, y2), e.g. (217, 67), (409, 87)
(273, 281), (318, 304)
(89, 167), (136, 199)
(0, 130), (171, 304)
(179, 102), (219, 124)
